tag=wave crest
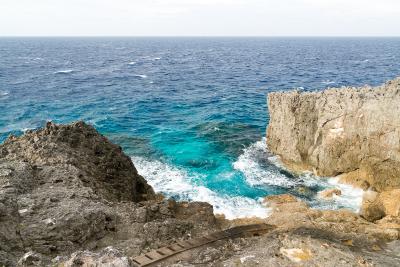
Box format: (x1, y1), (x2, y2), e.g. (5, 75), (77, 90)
(0, 91), (9, 97)
(133, 74), (147, 79)
(54, 69), (74, 74)
(233, 138), (299, 188)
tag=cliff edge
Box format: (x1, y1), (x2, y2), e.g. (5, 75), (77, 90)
(267, 78), (400, 221)
(0, 122), (218, 266)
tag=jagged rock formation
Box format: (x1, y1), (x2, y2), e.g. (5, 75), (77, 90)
(2, 120), (400, 266)
(0, 122), (218, 266)
(267, 78), (400, 220)
(160, 196), (400, 266)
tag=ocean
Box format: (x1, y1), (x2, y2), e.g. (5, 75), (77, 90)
(1, 37), (399, 218)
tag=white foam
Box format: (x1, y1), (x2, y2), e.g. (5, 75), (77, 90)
(131, 156), (269, 219)
(324, 177), (364, 212)
(294, 172), (363, 211)
(22, 128), (34, 133)
(134, 74), (147, 79)
(54, 69), (74, 74)
(322, 80), (336, 85)
(128, 61), (136, 65)
(233, 138), (299, 188)
(236, 138), (363, 212)
(0, 91), (9, 96)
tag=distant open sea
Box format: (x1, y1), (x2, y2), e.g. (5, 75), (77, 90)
(1, 37), (399, 218)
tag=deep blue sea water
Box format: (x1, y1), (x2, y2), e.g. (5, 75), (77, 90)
(1, 37), (399, 218)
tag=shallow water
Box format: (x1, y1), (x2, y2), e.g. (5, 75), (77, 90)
(1, 37), (399, 218)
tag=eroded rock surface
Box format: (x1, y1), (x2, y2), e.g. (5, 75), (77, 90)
(267, 78), (400, 192)
(267, 78), (400, 223)
(2, 120), (400, 266)
(155, 195), (400, 266)
(0, 122), (218, 266)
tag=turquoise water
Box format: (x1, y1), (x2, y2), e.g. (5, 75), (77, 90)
(1, 38), (399, 218)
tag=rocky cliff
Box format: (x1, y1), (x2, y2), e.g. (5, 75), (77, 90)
(0, 122), (218, 266)
(267, 78), (400, 220)
(1, 121), (400, 266)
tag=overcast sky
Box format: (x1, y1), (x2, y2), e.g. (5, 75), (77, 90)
(1, 0), (399, 36)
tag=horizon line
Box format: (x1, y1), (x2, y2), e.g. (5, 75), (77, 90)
(1, 35), (400, 38)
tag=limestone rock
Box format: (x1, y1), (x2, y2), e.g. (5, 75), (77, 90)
(59, 247), (132, 267)
(211, 194), (400, 267)
(0, 122), (218, 266)
(264, 194), (399, 242)
(267, 78), (400, 192)
(262, 194), (298, 207)
(338, 169), (371, 190)
(280, 247), (312, 263)
(318, 188), (342, 199)
(360, 189), (400, 221)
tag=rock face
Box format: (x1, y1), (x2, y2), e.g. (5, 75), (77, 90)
(1, 121), (154, 202)
(0, 122), (218, 266)
(267, 78), (400, 192)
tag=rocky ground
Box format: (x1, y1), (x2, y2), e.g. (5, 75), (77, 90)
(0, 122), (218, 266)
(1, 118), (400, 266)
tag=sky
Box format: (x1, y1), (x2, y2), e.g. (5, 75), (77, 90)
(1, 0), (399, 36)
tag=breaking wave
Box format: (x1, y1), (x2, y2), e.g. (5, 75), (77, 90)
(234, 138), (364, 212)
(0, 91), (9, 96)
(131, 156), (269, 219)
(234, 138), (299, 188)
(54, 69), (74, 74)
(314, 177), (364, 212)
(322, 80), (336, 85)
(133, 74), (147, 79)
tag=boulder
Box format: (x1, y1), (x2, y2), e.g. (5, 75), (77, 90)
(262, 194), (298, 207)
(58, 247), (131, 267)
(318, 188), (342, 199)
(360, 189), (400, 221)
(264, 194), (400, 243)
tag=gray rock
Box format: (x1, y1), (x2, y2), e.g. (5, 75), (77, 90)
(58, 247), (132, 267)
(0, 122), (218, 266)
(17, 251), (43, 267)
(267, 78), (400, 192)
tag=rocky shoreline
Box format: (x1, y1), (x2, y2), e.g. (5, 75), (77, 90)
(267, 78), (400, 223)
(1, 77), (400, 266)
